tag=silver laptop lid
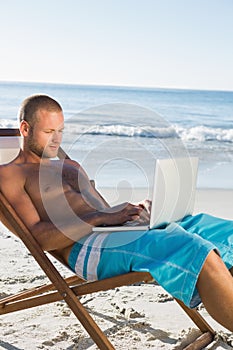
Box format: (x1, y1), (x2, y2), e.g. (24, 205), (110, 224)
(150, 157), (199, 228)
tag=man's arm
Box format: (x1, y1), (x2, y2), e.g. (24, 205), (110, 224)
(63, 159), (110, 209)
(61, 160), (149, 226)
(62, 160), (150, 225)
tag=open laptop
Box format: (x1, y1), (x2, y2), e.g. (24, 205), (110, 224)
(93, 157), (199, 232)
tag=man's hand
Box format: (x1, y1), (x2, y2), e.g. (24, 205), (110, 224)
(136, 199), (151, 224)
(100, 202), (144, 226)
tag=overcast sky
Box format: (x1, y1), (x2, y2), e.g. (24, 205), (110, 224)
(0, 0), (232, 91)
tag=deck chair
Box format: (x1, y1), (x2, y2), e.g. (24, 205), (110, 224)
(0, 128), (216, 350)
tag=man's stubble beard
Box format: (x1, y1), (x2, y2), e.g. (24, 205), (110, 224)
(27, 131), (51, 159)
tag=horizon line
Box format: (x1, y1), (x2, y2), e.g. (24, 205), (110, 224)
(0, 78), (233, 93)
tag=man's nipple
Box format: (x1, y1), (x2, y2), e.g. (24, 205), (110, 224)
(43, 185), (51, 192)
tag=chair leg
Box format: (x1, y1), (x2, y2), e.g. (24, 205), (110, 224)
(175, 298), (215, 335)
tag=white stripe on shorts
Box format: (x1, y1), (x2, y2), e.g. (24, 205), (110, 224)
(74, 232), (108, 280)
(74, 232), (99, 278)
(86, 233), (109, 280)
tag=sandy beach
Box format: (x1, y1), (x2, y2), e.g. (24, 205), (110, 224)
(0, 188), (233, 350)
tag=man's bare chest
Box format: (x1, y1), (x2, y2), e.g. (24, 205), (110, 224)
(24, 163), (80, 204)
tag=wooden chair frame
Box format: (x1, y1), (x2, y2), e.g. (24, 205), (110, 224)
(0, 128), (216, 349)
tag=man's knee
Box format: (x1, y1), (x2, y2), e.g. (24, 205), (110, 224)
(199, 250), (229, 282)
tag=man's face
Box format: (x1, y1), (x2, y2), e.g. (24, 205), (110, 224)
(27, 109), (64, 158)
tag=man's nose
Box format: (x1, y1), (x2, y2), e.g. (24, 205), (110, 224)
(52, 131), (62, 143)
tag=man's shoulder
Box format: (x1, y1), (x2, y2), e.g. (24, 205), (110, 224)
(0, 162), (29, 202)
(0, 161), (25, 184)
(63, 158), (80, 168)
(0, 161), (17, 173)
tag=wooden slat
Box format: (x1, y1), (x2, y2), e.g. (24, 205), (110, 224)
(0, 128), (20, 136)
(57, 147), (70, 159)
(0, 272), (153, 314)
(0, 275), (82, 305)
(183, 332), (215, 350)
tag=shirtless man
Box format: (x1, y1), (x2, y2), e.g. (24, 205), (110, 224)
(0, 94), (233, 332)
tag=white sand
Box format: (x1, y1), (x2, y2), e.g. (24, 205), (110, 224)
(0, 188), (233, 349)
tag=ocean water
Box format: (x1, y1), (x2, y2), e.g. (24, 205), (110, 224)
(0, 81), (232, 190)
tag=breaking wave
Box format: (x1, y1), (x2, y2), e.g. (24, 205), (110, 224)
(1, 119), (232, 143)
(65, 123), (233, 143)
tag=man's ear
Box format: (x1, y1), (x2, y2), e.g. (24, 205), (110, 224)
(20, 120), (30, 136)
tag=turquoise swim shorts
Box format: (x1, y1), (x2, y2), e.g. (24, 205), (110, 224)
(68, 213), (233, 308)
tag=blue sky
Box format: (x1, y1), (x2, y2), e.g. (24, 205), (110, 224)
(0, 0), (232, 90)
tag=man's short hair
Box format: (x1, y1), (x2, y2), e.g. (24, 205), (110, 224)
(19, 94), (63, 126)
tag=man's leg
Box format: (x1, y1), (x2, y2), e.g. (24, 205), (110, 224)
(197, 250), (233, 332)
(69, 224), (233, 332)
(180, 213), (233, 271)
